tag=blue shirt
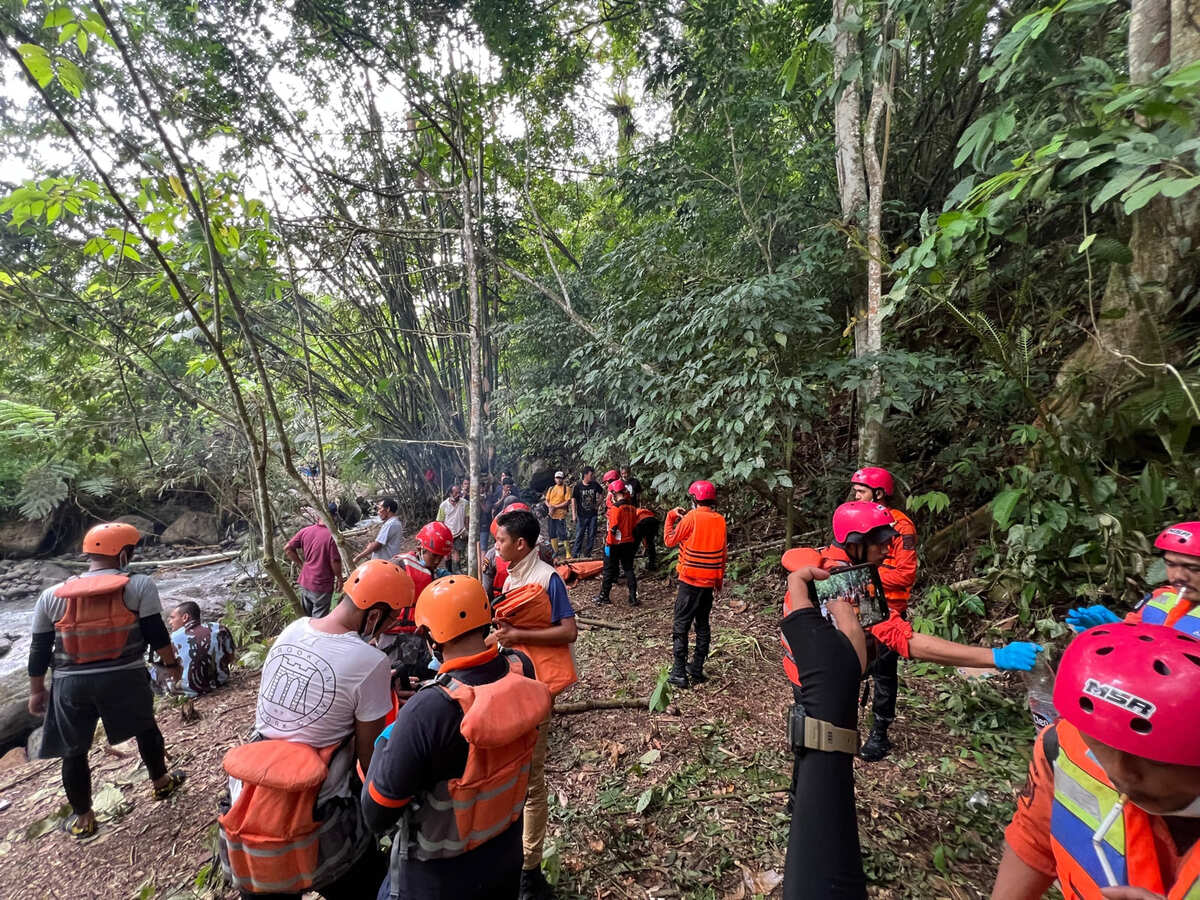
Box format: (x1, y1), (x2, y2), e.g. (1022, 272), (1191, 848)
(547, 572), (574, 624)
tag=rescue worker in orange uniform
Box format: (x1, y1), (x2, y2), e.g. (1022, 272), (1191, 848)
(27, 522), (186, 838)
(664, 480), (727, 688)
(780, 503), (1040, 786)
(848, 467), (917, 761)
(362, 576), (551, 900)
(992, 621), (1200, 899)
(599, 480), (639, 606)
(1066, 520), (1200, 638)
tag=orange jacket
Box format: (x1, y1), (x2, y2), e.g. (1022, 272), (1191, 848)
(878, 508), (918, 614)
(606, 502), (637, 546)
(492, 583), (578, 696)
(663, 506), (727, 588)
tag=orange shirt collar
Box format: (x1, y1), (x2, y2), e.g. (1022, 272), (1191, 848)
(439, 645), (500, 673)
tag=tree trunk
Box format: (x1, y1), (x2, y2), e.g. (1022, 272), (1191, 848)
(461, 157), (484, 578)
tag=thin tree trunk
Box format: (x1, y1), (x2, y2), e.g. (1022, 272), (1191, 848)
(461, 149), (484, 578)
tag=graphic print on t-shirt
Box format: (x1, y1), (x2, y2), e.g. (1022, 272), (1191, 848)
(258, 643), (337, 731)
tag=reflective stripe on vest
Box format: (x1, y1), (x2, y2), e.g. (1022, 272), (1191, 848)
(395, 654), (551, 864)
(52, 574), (142, 669)
(1050, 722), (1200, 898)
(1138, 589), (1200, 637)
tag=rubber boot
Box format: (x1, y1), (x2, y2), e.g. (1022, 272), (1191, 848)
(688, 633), (710, 683)
(858, 723), (892, 761)
(668, 633), (689, 687)
(520, 865), (553, 900)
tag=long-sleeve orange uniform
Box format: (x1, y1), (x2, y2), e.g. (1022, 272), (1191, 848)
(663, 507), (727, 589)
(878, 508), (917, 616)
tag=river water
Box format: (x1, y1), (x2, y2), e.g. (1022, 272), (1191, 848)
(0, 558), (254, 705)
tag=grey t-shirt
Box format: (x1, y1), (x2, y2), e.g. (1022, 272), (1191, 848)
(372, 517), (403, 560)
(32, 568), (162, 677)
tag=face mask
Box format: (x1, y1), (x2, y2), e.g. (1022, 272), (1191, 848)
(1131, 794), (1200, 818)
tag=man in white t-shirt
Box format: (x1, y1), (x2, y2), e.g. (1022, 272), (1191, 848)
(353, 497), (403, 564)
(436, 483), (470, 572)
(241, 559), (414, 899)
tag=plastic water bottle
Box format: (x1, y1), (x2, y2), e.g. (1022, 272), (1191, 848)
(1021, 654), (1057, 730)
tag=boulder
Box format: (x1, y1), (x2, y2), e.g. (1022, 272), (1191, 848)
(25, 726), (42, 760)
(0, 700), (41, 752)
(0, 640), (10, 660)
(161, 511), (220, 546)
(115, 514), (157, 540)
(0, 746), (27, 772)
(39, 562), (74, 589)
(0, 518), (53, 558)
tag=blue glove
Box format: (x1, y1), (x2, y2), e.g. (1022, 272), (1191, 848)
(1065, 604), (1121, 632)
(992, 641), (1043, 671)
(604, 544), (610, 557)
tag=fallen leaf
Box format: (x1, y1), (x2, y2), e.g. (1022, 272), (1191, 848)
(729, 600), (749, 614)
(723, 882), (747, 900)
(740, 864), (784, 894)
(638, 748), (661, 766)
(588, 839), (605, 852)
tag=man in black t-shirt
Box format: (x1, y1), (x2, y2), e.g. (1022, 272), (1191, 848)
(571, 467), (605, 557)
(620, 466), (643, 507)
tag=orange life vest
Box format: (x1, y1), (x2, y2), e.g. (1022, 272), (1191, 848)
(665, 507), (727, 588)
(52, 574), (142, 669)
(492, 583), (578, 696)
(218, 740), (344, 895)
(1049, 721), (1200, 898)
(393, 654), (551, 863)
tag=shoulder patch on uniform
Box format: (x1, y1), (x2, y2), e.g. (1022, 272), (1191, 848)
(902, 534), (916, 550)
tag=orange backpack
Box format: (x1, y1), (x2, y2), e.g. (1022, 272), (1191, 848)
(53, 574), (139, 665)
(492, 583), (577, 696)
(217, 740), (342, 894)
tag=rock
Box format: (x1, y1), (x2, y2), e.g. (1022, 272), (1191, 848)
(0, 746), (27, 772)
(39, 562), (74, 589)
(25, 726), (42, 760)
(161, 511), (220, 545)
(0, 700), (41, 752)
(0, 640), (11, 660)
(115, 514), (157, 540)
(0, 518), (53, 558)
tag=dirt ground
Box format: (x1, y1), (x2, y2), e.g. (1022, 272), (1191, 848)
(0, 564), (1036, 899)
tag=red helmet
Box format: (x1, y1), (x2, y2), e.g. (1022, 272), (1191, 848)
(850, 467), (895, 498)
(602, 469), (619, 484)
(1054, 622), (1200, 766)
(415, 521), (453, 557)
(1154, 522), (1200, 559)
(490, 502), (531, 538)
(610, 479), (627, 494)
(688, 480), (716, 502)
(832, 502), (897, 545)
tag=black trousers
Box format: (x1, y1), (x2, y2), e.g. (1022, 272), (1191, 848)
(600, 543), (637, 603)
(672, 582), (713, 676)
(780, 607), (867, 899)
(866, 646), (899, 729)
(632, 518), (659, 569)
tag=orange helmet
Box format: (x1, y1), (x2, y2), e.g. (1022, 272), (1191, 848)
(82, 522), (141, 557)
(341, 559), (415, 611)
(415, 575), (492, 644)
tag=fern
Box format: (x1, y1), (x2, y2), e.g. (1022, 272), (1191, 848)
(16, 460), (77, 519)
(0, 399), (57, 440)
(77, 474), (115, 498)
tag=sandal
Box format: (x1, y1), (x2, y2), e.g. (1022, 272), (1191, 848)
(63, 815), (98, 839)
(152, 770), (187, 801)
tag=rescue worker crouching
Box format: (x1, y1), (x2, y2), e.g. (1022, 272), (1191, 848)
(362, 575), (551, 900)
(27, 522), (186, 839)
(848, 466), (918, 762)
(663, 479), (727, 688)
(218, 558), (413, 899)
(992, 622), (1200, 898)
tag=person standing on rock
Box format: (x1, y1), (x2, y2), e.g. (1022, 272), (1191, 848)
(285, 504), (343, 618)
(354, 498), (403, 565)
(27, 522), (186, 838)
